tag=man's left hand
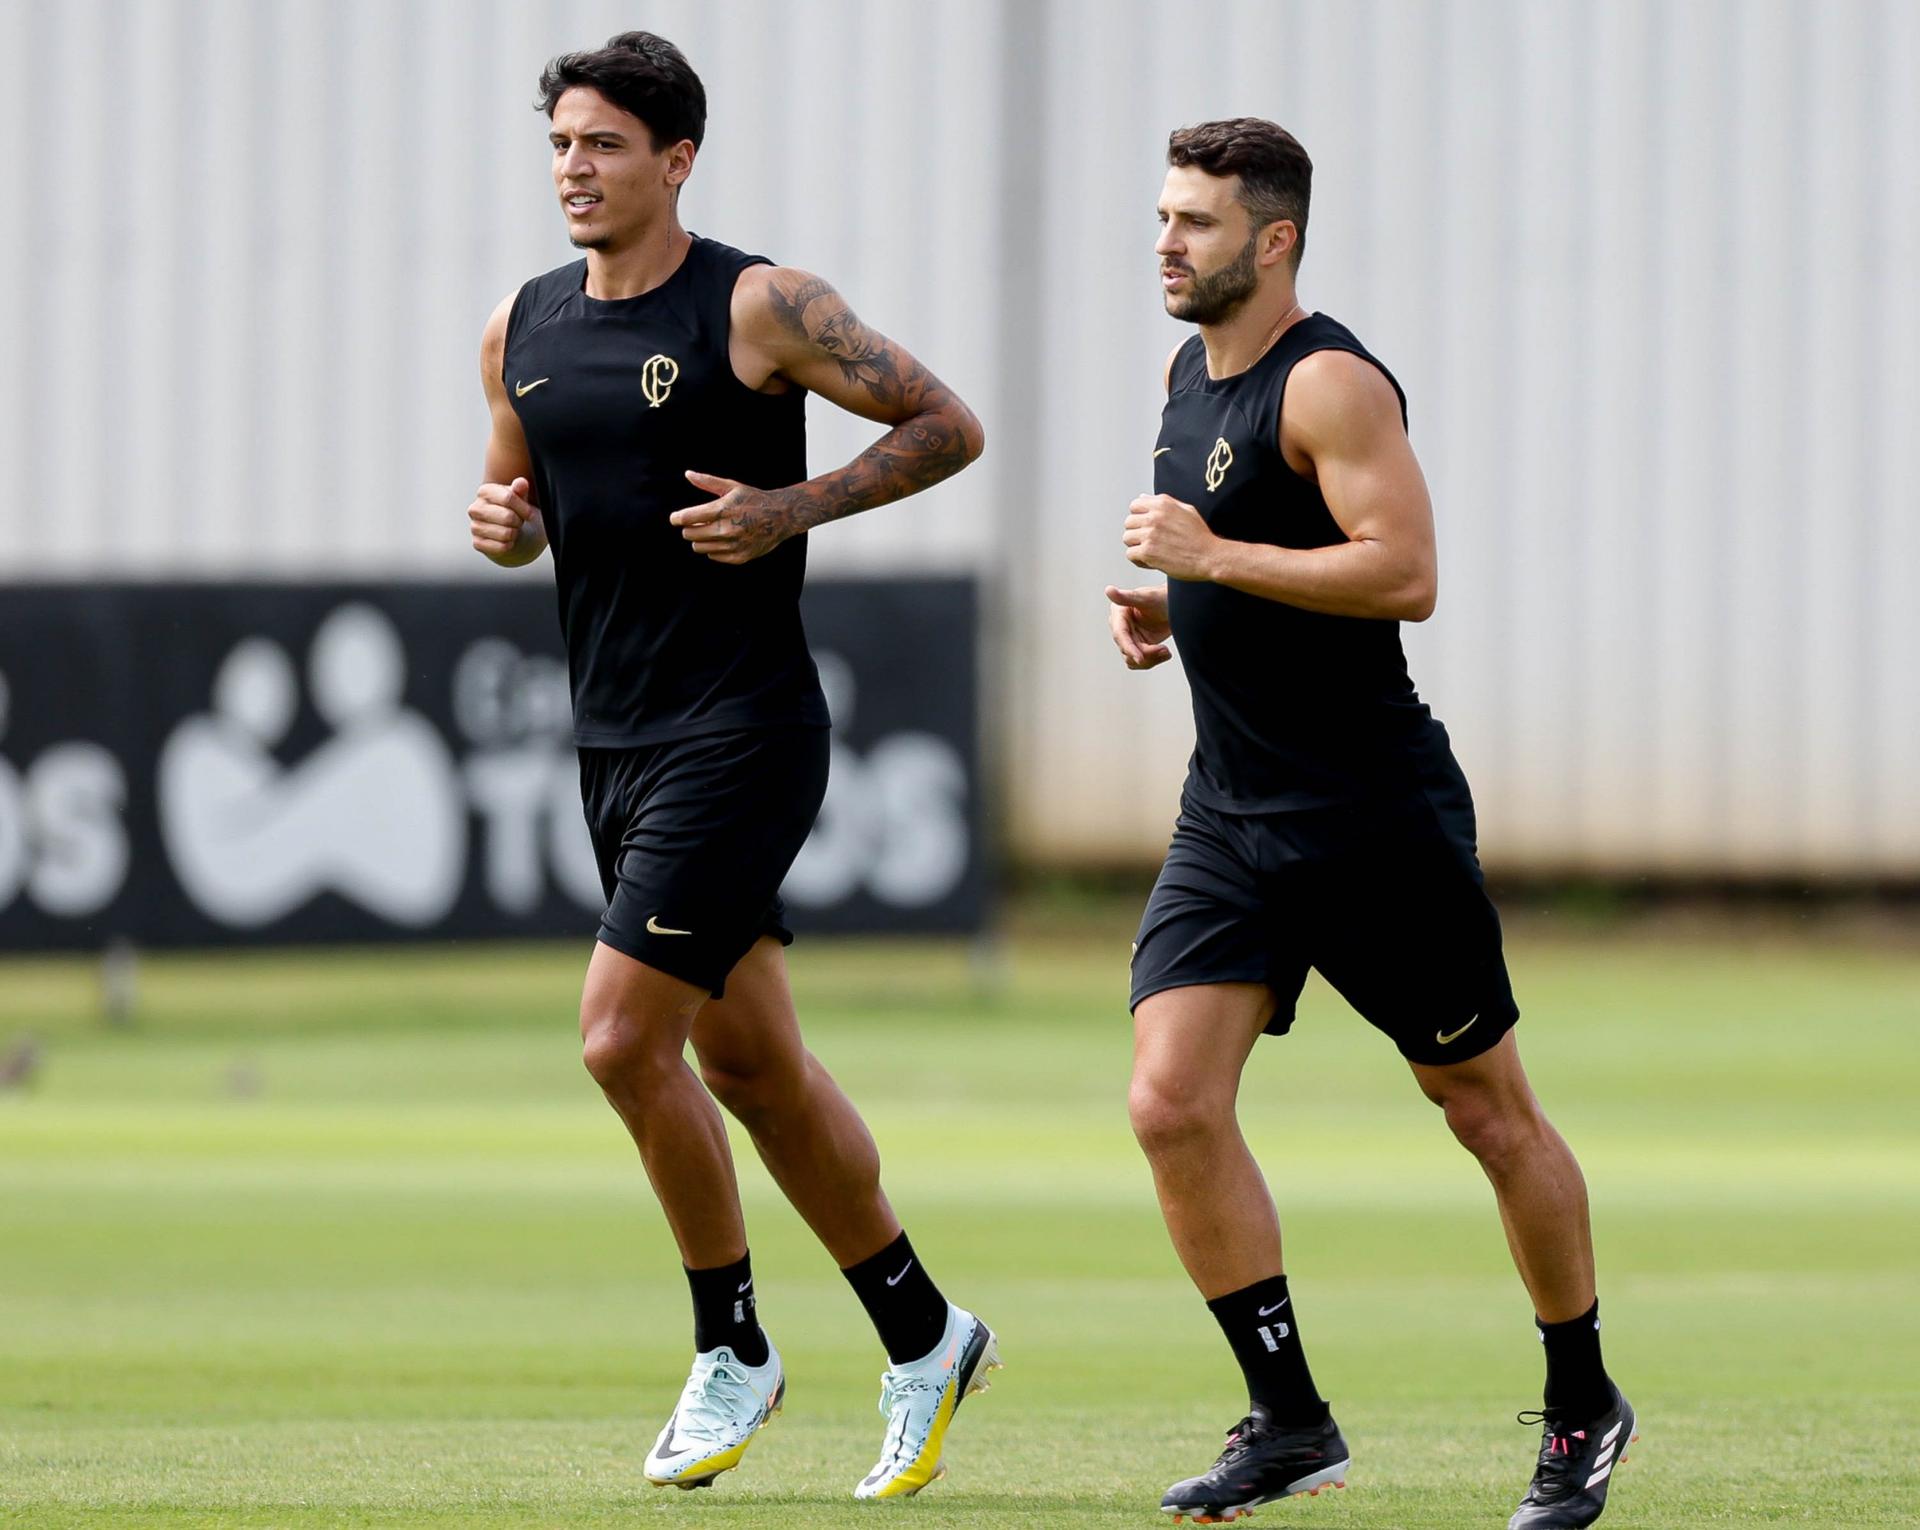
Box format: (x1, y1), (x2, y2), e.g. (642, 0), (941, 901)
(1123, 493), (1220, 582)
(672, 471), (803, 564)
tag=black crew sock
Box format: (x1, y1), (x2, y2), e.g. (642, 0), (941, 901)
(685, 1251), (769, 1365)
(1538, 1300), (1612, 1420)
(1207, 1274), (1329, 1428)
(841, 1231), (950, 1365)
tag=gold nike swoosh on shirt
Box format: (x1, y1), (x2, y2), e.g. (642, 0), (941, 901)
(514, 377), (550, 397)
(1153, 446), (1173, 458)
(646, 916), (692, 936)
(1435, 1015), (1480, 1045)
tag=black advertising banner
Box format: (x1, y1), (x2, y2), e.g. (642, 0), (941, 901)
(0, 580), (984, 951)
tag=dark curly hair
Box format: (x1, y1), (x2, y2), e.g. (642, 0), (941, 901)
(536, 31), (706, 151)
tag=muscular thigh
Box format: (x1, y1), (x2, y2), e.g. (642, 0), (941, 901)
(689, 935), (808, 1080)
(1132, 979), (1276, 1105)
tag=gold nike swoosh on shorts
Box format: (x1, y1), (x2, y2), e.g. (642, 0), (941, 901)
(1435, 1015), (1480, 1045)
(646, 916), (693, 936)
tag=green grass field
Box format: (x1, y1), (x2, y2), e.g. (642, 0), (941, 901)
(2, 917), (1917, 1528)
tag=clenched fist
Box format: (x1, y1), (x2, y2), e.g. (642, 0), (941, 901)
(1122, 493), (1220, 582)
(469, 477), (547, 567)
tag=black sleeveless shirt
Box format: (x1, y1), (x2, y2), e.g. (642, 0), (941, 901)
(1154, 312), (1459, 814)
(504, 235), (829, 746)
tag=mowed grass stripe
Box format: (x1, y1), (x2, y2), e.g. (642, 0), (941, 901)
(2, 928), (1917, 1526)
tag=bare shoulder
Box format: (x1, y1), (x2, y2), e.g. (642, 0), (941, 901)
(1283, 348), (1405, 448)
(1163, 342), (1184, 395)
(730, 263), (846, 349)
(728, 264), (841, 391)
(727, 260), (780, 330)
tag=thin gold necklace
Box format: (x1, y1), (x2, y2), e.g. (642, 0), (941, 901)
(1251, 300), (1304, 362)
(1214, 301), (1303, 379)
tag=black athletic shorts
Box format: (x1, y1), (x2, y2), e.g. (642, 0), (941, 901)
(1129, 788), (1519, 1066)
(579, 724), (830, 998)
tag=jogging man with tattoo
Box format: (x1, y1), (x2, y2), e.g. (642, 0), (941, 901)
(1110, 119), (1634, 1527)
(466, 31), (996, 1499)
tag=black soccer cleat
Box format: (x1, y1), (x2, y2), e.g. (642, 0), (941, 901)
(1508, 1385), (1638, 1529)
(1160, 1406), (1349, 1523)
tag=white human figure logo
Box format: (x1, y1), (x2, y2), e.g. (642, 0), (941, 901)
(158, 604), (467, 927)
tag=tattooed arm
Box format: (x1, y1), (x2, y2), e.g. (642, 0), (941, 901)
(670, 266), (985, 564)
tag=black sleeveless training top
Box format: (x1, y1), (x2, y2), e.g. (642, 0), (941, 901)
(1154, 312), (1460, 814)
(504, 235), (829, 746)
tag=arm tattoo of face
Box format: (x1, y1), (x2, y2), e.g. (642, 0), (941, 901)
(758, 269), (982, 534)
(767, 273), (912, 404)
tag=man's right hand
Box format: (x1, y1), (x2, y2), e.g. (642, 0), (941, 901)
(469, 477), (546, 566)
(1106, 584), (1172, 670)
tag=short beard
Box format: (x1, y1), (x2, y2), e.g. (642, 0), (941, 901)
(1166, 230), (1260, 325)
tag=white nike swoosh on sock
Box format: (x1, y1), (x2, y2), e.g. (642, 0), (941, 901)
(885, 1260), (915, 1286)
(1258, 1298), (1291, 1317)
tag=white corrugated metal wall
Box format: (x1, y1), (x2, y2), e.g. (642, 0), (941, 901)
(4, 0), (1915, 875)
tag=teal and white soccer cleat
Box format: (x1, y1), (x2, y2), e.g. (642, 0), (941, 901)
(643, 1341), (786, 1490)
(853, 1303), (1002, 1499)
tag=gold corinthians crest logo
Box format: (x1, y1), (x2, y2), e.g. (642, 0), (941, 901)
(1205, 436), (1234, 492)
(641, 353), (680, 408)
